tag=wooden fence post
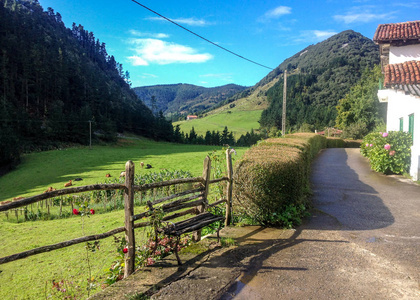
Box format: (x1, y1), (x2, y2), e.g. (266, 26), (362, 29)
(225, 149), (233, 226)
(124, 160), (135, 278)
(193, 156), (211, 241)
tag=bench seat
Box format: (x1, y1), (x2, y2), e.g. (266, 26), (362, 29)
(162, 212), (224, 237)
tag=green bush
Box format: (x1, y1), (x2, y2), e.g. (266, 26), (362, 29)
(326, 137), (361, 148)
(233, 134), (326, 227)
(361, 131), (412, 174)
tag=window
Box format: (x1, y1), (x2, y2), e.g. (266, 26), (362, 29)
(409, 114), (414, 142)
(399, 117), (404, 131)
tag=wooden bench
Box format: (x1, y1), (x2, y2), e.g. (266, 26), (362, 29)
(153, 207), (224, 265)
(125, 155), (232, 268)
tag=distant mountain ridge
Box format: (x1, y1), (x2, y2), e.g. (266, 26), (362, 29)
(133, 83), (247, 116)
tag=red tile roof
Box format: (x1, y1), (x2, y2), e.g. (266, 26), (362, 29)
(374, 20), (420, 43)
(384, 60), (420, 85)
(384, 60), (420, 97)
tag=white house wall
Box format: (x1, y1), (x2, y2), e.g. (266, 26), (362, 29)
(389, 44), (420, 64)
(386, 90), (420, 180)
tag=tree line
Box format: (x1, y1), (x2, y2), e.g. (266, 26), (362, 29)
(173, 126), (264, 147)
(0, 0), (175, 169)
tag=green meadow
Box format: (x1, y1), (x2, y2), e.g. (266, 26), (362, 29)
(0, 138), (246, 202)
(174, 109), (263, 139)
(0, 138), (246, 299)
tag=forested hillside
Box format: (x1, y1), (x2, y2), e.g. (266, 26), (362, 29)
(0, 0), (172, 169)
(133, 83), (247, 118)
(259, 30), (381, 131)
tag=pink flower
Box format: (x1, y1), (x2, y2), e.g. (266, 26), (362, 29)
(90, 209), (95, 215)
(123, 247), (128, 254)
(164, 247), (171, 253)
(369, 144), (373, 147)
(72, 209), (80, 215)
(147, 257), (155, 265)
(365, 143), (369, 147)
(159, 237), (169, 246)
(389, 150), (396, 156)
(384, 144), (391, 150)
(382, 132), (388, 137)
(155, 250), (161, 256)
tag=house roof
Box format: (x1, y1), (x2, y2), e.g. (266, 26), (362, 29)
(373, 20), (420, 43)
(384, 60), (420, 97)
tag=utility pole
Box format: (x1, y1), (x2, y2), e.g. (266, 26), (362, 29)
(282, 70), (287, 136)
(89, 120), (92, 149)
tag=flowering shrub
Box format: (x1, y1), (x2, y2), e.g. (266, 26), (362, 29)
(105, 234), (190, 285)
(49, 279), (82, 299)
(135, 235), (189, 267)
(361, 131), (412, 174)
(70, 200), (100, 296)
(105, 208), (191, 286)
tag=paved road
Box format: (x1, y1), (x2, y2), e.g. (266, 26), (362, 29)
(151, 148), (420, 300)
(219, 148), (420, 299)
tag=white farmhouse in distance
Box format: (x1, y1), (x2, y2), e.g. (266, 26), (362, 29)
(374, 20), (420, 181)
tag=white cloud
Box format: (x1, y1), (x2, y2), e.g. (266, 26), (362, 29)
(312, 30), (337, 39)
(146, 16), (210, 26)
(200, 73), (233, 83)
(293, 30), (338, 43)
(141, 73), (158, 79)
(127, 38), (213, 66)
(333, 6), (394, 24)
(129, 30), (169, 39)
(334, 12), (391, 24)
(200, 73), (232, 78)
(259, 6), (291, 21)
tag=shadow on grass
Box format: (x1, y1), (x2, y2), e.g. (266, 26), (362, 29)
(0, 140), (232, 201)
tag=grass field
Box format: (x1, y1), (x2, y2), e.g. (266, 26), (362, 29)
(0, 138), (246, 299)
(174, 109), (263, 139)
(0, 137), (246, 202)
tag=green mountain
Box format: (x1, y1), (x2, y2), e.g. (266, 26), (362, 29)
(259, 30), (380, 131)
(0, 0), (172, 168)
(175, 30), (380, 138)
(133, 83), (247, 117)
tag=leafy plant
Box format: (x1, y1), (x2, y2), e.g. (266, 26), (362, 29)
(105, 207), (191, 286)
(361, 131), (412, 174)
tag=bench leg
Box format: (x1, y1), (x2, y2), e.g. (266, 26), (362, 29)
(217, 226), (221, 244)
(174, 236), (182, 266)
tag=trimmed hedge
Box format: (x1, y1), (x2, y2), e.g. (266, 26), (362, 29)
(233, 133), (356, 227)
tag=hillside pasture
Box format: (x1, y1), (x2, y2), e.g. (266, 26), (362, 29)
(0, 138), (245, 202)
(174, 109), (263, 139)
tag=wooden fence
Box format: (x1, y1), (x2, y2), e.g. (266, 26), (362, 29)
(0, 149), (234, 278)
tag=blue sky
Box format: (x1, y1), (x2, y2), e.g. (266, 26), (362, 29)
(38, 0), (419, 88)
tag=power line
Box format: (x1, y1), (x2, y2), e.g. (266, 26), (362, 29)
(129, 0), (274, 70)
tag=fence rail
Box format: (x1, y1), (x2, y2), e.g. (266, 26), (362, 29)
(0, 149), (233, 279)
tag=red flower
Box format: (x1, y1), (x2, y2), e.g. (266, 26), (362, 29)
(72, 209), (80, 215)
(123, 247), (128, 254)
(389, 150), (396, 156)
(90, 209), (95, 215)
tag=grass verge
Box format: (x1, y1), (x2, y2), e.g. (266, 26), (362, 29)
(0, 138), (246, 299)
